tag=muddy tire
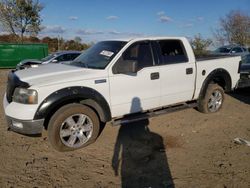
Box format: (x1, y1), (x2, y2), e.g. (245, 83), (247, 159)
(198, 84), (224, 113)
(48, 103), (100, 152)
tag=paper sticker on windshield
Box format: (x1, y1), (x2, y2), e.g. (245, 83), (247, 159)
(100, 50), (114, 57)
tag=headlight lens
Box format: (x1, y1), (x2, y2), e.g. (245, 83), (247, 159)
(13, 88), (38, 104)
(30, 64), (39, 68)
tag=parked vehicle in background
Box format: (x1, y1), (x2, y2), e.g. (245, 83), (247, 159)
(240, 54), (250, 73)
(0, 43), (48, 68)
(3, 37), (241, 152)
(213, 45), (249, 56)
(16, 51), (81, 70)
(237, 54), (250, 88)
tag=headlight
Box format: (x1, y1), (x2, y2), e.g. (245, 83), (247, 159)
(30, 64), (39, 68)
(13, 88), (38, 104)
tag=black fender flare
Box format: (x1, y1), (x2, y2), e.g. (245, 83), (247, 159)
(199, 68), (232, 99)
(34, 86), (112, 123)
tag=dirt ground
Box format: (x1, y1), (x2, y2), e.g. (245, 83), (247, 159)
(0, 69), (250, 188)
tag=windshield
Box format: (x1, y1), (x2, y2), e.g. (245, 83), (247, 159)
(41, 53), (56, 62)
(215, 47), (231, 53)
(69, 41), (127, 69)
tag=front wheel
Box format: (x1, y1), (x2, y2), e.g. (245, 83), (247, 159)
(48, 103), (100, 151)
(198, 84), (224, 113)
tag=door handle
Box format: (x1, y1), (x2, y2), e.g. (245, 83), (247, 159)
(151, 72), (160, 80)
(186, 68), (193, 75)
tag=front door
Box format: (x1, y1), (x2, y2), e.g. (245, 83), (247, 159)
(109, 41), (161, 117)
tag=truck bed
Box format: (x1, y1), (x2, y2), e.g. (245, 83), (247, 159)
(196, 54), (239, 62)
(193, 55), (241, 99)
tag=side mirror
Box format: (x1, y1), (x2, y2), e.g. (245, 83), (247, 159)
(51, 59), (58, 63)
(231, 51), (236, 54)
(113, 60), (138, 74)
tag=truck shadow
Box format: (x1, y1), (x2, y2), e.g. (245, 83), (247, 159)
(230, 88), (250, 105)
(112, 98), (175, 188)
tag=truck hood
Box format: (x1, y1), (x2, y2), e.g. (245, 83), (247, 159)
(15, 63), (108, 87)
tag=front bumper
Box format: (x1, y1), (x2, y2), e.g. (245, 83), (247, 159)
(4, 93), (44, 135)
(5, 116), (44, 135)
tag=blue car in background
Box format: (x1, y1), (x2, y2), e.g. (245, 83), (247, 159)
(213, 45), (249, 56)
(16, 51), (81, 70)
(237, 54), (250, 88)
(240, 54), (250, 73)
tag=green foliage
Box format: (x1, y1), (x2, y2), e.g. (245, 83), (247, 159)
(0, 0), (43, 42)
(190, 34), (212, 57)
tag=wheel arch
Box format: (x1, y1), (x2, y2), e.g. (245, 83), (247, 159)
(199, 68), (232, 99)
(34, 86), (112, 129)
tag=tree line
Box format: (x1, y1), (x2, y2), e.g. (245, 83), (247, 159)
(0, 0), (91, 52)
(0, 34), (92, 53)
(191, 10), (250, 56)
(0, 34), (91, 52)
(0, 0), (249, 55)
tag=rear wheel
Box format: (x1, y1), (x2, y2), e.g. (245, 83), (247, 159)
(198, 84), (224, 113)
(48, 103), (100, 151)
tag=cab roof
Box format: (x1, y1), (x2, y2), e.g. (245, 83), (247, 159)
(104, 36), (187, 42)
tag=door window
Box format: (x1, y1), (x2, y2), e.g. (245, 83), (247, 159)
(56, 54), (77, 62)
(157, 40), (188, 64)
(232, 47), (243, 53)
(70, 53), (80, 60)
(56, 54), (67, 61)
(117, 42), (154, 71)
(120, 42), (154, 70)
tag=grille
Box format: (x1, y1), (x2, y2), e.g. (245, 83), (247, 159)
(6, 71), (29, 103)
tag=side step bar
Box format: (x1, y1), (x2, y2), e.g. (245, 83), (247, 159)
(111, 102), (197, 126)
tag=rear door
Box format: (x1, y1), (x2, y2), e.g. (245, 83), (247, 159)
(153, 40), (196, 106)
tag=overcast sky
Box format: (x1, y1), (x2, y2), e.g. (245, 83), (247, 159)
(39, 0), (250, 43)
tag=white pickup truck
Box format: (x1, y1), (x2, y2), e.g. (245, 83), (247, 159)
(3, 37), (241, 151)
